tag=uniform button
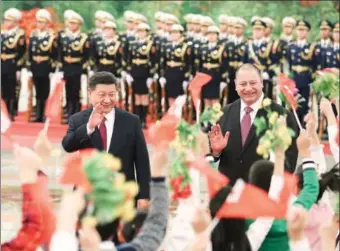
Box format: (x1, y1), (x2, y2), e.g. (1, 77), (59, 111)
(240, 160), (243, 164)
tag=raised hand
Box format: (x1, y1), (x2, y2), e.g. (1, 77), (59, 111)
(296, 129), (311, 158)
(208, 124), (230, 157)
(88, 104), (105, 130)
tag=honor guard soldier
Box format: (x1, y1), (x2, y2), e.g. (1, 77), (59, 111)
(159, 24), (192, 107)
(218, 15), (229, 44)
(28, 9), (58, 122)
(327, 22), (340, 68)
(59, 11), (90, 118)
(200, 16), (215, 44)
(272, 17), (296, 75)
(287, 20), (316, 123)
(197, 26), (228, 109)
(314, 19), (333, 70)
(184, 13), (195, 41)
(243, 17), (273, 98)
(126, 23), (157, 128)
(89, 11), (115, 70)
(1, 8), (26, 120)
(57, 10), (74, 63)
(93, 21), (123, 76)
(120, 11), (137, 70)
(262, 17), (276, 98)
(227, 17), (236, 42)
(226, 17), (248, 104)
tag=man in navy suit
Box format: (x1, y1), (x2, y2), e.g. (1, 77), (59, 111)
(62, 71), (151, 209)
(209, 64), (298, 184)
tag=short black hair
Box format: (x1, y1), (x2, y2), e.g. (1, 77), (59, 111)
(235, 63), (262, 79)
(248, 160), (274, 192)
(88, 71), (117, 90)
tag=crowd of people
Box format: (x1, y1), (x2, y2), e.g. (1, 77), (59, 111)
(1, 7), (339, 127)
(1, 63), (339, 251)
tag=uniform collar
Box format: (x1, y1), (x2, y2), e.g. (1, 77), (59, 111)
(4, 26), (18, 35)
(297, 39), (307, 46)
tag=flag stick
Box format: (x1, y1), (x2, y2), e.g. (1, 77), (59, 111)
(292, 109), (303, 130)
(44, 118), (50, 133)
(205, 217), (220, 234)
(196, 99), (201, 124)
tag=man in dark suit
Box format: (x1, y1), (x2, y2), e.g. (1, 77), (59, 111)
(62, 71), (151, 209)
(209, 63), (298, 184)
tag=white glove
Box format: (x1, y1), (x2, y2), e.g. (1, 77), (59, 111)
(126, 74), (134, 85)
(153, 73), (159, 81)
(28, 71), (33, 78)
(182, 81), (189, 91)
(159, 77), (166, 88)
(262, 72), (269, 80)
(220, 82), (227, 94)
(121, 71), (127, 79)
(16, 71), (21, 81)
(146, 77), (153, 88)
(88, 70), (94, 78)
(189, 75), (193, 81)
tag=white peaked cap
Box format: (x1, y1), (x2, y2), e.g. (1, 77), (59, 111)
(36, 9), (51, 22)
(4, 8), (22, 21)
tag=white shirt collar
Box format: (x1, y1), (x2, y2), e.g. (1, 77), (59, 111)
(104, 108), (115, 123)
(240, 93), (264, 117)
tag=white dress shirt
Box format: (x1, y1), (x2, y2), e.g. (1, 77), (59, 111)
(297, 39), (307, 48)
(86, 108), (115, 152)
(240, 94), (264, 124)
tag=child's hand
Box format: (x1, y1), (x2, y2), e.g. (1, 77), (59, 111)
(287, 205), (308, 241)
(296, 130), (311, 158)
(13, 144), (42, 184)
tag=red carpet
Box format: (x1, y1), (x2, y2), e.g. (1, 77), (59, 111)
(1, 121), (332, 156)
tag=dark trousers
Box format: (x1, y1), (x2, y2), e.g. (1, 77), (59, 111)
(297, 86), (310, 124)
(33, 75), (50, 121)
(64, 75), (81, 117)
(1, 73), (17, 118)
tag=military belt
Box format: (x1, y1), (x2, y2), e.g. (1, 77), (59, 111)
(229, 61), (242, 69)
(99, 58), (115, 65)
(132, 58), (148, 65)
(203, 63), (220, 69)
(64, 56), (82, 64)
(167, 61), (184, 68)
(33, 56), (50, 63)
(292, 65), (310, 73)
(1, 53), (16, 61)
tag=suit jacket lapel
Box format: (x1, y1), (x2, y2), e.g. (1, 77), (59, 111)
(241, 107), (266, 154)
(108, 108), (124, 155)
(83, 108), (104, 150)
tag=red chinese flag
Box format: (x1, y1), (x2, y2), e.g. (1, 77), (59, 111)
(188, 72), (212, 108)
(189, 156), (229, 198)
(279, 74), (298, 110)
(216, 179), (288, 219)
(1, 99), (11, 133)
(148, 113), (180, 149)
(59, 149), (96, 192)
(300, 0), (319, 7)
(45, 80), (65, 119)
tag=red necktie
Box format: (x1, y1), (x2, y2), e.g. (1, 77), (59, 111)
(99, 118), (107, 151)
(241, 106), (253, 146)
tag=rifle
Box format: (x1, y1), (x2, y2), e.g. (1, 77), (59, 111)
(183, 87), (189, 121)
(128, 84), (134, 113)
(187, 93), (194, 124)
(148, 81), (156, 121)
(161, 86), (166, 115)
(222, 86), (228, 107)
(118, 78), (126, 110)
